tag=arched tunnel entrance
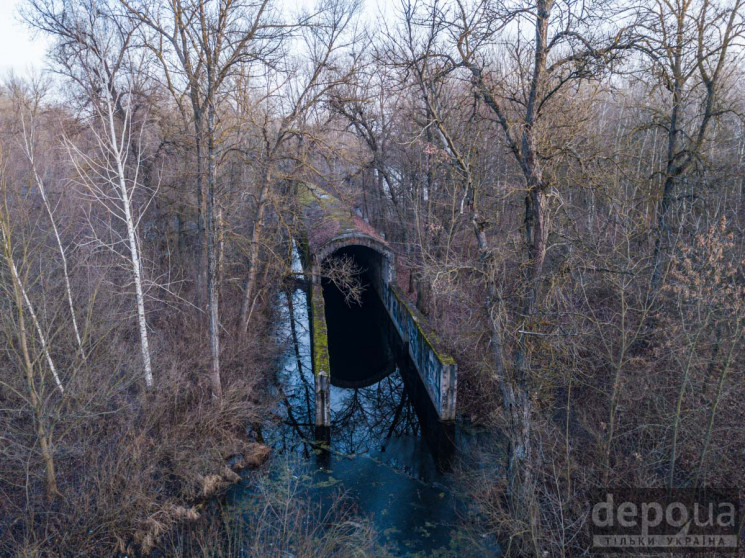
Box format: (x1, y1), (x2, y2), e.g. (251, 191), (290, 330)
(305, 229), (456, 435)
(322, 245), (396, 389)
(314, 243), (455, 469)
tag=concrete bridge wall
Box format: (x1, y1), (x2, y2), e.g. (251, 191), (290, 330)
(377, 283), (457, 421)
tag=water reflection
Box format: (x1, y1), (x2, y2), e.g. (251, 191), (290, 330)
(265, 284), (460, 553)
(260, 249), (470, 555)
(273, 267), (456, 469)
(229, 246), (505, 556)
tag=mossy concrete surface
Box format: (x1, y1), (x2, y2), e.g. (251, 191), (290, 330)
(389, 284), (456, 367)
(298, 183), (392, 265)
(383, 284), (457, 421)
(309, 282), (331, 427)
(310, 283), (330, 378)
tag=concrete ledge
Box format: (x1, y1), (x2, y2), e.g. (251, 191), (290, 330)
(309, 282), (331, 427)
(381, 284), (457, 421)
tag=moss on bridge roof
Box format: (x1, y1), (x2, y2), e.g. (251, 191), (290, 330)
(298, 183), (390, 261)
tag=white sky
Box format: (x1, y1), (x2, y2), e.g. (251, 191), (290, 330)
(0, 0), (50, 76)
(0, 0), (395, 78)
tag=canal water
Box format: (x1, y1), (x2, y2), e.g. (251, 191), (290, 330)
(231, 251), (504, 556)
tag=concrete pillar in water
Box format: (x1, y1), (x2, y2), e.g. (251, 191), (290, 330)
(309, 264), (331, 433)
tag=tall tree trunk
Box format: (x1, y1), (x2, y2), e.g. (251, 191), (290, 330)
(524, 180), (548, 309)
(206, 97), (222, 399)
(503, 4), (550, 542)
(239, 169), (270, 333)
(105, 90), (154, 389)
(194, 114), (207, 309)
(650, 71), (682, 293)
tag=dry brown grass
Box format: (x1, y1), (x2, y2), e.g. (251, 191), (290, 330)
(0, 282), (280, 557)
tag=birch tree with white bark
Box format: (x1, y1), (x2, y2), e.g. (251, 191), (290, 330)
(7, 77), (86, 359)
(52, 7), (156, 389)
(66, 91), (155, 388)
(119, 0), (290, 398)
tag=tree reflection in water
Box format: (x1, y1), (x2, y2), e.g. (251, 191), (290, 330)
(252, 261), (502, 556)
(330, 372), (420, 457)
(271, 278), (454, 474)
(257, 282), (496, 557)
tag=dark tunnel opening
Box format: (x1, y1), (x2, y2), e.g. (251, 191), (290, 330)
(321, 245), (395, 388)
(319, 244), (456, 469)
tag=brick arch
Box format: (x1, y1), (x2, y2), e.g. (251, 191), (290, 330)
(314, 233), (395, 268)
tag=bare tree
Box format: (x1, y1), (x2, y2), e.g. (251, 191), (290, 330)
(7, 76), (85, 359)
(119, 0), (290, 398)
(372, 0), (638, 549)
(236, 0), (363, 332)
(0, 151), (61, 497)
(43, 5), (156, 388)
(636, 0), (745, 291)
(66, 87), (155, 388)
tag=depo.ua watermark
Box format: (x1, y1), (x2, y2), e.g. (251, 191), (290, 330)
(589, 488), (740, 553)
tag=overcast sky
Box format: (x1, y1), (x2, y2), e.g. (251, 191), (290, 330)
(0, 0), (49, 76)
(0, 0), (396, 79)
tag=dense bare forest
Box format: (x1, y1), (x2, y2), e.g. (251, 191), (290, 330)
(0, 0), (744, 556)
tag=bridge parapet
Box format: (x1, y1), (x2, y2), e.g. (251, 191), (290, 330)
(380, 284), (457, 421)
(309, 282), (331, 427)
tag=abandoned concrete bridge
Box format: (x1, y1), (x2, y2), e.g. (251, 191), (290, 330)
(296, 184), (457, 432)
